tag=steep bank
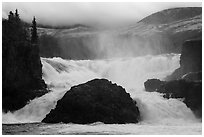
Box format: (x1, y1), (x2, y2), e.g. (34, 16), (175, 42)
(2, 12), (48, 112)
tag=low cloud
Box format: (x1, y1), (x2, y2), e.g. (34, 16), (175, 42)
(2, 2), (201, 27)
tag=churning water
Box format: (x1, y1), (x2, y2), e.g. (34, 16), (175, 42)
(2, 54), (202, 134)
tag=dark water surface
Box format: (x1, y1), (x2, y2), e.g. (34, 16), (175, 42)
(2, 122), (202, 135)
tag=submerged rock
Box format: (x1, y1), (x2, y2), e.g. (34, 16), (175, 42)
(42, 79), (140, 124)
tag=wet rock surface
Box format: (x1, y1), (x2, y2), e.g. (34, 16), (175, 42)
(43, 79), (140, 124)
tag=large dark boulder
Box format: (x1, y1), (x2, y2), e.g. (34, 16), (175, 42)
(42, 79), (140, 124)
(166, 39), (202, 81)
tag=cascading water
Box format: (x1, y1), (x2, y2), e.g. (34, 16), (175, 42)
(2, 54), (199, 125)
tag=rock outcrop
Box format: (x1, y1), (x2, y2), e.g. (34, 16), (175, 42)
(180, 40), (202, 73)
(166, 39), (202, 81)
(144, 79), (165, 92)
(144, 79), (202, 118)
(144, 38), (202, 118)
(159, 80), (202, 118)
(2, 11), (48, 112)
(42, 79), (140, 124)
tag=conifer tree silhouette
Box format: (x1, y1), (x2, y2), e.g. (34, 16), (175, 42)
(31, 16), (38, 43)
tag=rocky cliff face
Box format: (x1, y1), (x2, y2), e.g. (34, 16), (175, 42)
(42, 79), (140, 124)
(2, 16), (48, 112)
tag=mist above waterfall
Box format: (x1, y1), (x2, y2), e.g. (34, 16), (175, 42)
(44, 27), (175, 60)
(86, 32), (148, 59)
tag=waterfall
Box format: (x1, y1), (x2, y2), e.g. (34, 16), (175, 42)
(2, 54), (198, 124)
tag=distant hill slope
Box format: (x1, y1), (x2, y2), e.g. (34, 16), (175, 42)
(38, 7), (202, 59)
(122, 10), (201, 53)
(139, 7), (202, 25)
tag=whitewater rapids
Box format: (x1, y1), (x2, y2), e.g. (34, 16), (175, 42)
(2, 54), (201, 134)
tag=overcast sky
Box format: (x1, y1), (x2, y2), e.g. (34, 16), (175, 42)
(2, 2), (202, 27)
